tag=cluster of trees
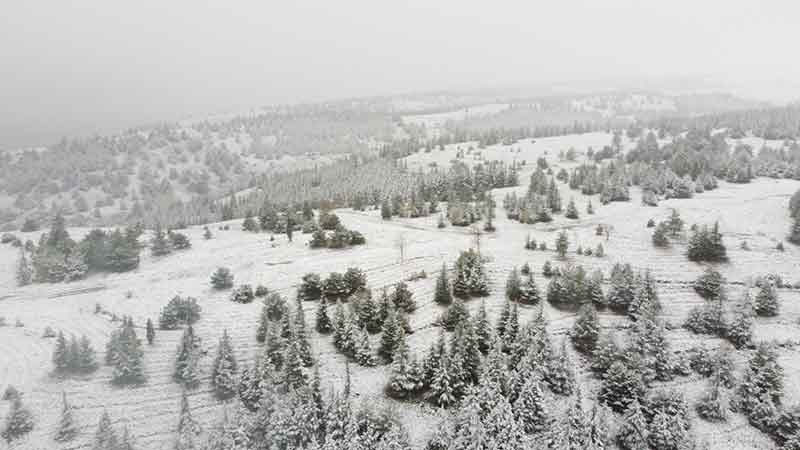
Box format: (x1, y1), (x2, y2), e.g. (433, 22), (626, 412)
(309, 225), (366, 249)
(651, 209), (684, 247)
(687, 221), (727, 262)
(52, 332), (99, 374)
(150, 224), (191, 256)
(298, 268), (369, 302)
(17, 214), (143, 285)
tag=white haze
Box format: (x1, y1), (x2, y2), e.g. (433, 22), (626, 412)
(1, 0), (799, 149)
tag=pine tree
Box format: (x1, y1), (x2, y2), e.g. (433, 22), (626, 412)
(696, 369), (730, 422)
(211, 330), (238, 400)
(16, 249), (32, 286)
(790, 214), (800, 245)
(379, 307), (403, 362)
(473, 300), (492, 354)
(174, 326), (201, 388)
(111, 319), (146, 385)
(146, 318), (155, 345)
(542, 260), (554, 277)
(265, 321), (286, 370)
(77, 335), (99, 372)
(616, 399), (649, 450)
(284, 338), (308, 389)
(203, 226), (213, 240)
(546, 340), (575, 396)
(387, 342), (422, 399)
(571, 303), (599, 354)
(565, 198), (579, 219)
(355, 326), (377, 367)
(755, 282), (780, 317)
(556, 230), (569, 258)
(502, 301), (520, 350)
(118, 426), (135, 450)
(92, 411), (117, 450)
(550, 388), (588, 450)
(652, 222), (669, 247)
(1, 395), (34, 442)
(518, 273), (541, 305)
(513, 373), (549, 434)
(727, 293), (754, 349)
(175, 391), (201, 450)
(587, 199), (594, 214)
(151, 224), (172, 256)
(495, 300), (511, 339)
(293, 303), (314, 366)
(53, 331), (70, 371)
(694, 267), (724, 300)
(505, 268), (522, 302)
(55, 392), (78, 442)
(423, 332), (447, 388)
(440, 296), (470, 331)
(434, 263), (452, 305)
(209, 267), (234, 289)
(315, 299), (333, 334)
(427, 351), (461, 407)
(599, 361), (644, 413)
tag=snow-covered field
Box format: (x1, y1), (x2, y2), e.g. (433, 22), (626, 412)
(1, 133), (799, 449)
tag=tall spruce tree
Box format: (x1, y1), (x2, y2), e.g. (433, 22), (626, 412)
(111, 319), (146, 385)
(434, 263), (453, 305)
(175, 391), (201, 450)
(571, 303), (599, 354)
(1, 395), (34, 443)
(174, 326), (201, 388)
(146, 318), (155, 345)
(92, 411), (117, 450)
(315, 299), (333, 334)
(211, 330), (238, 400)
(55, 392), (78, 442)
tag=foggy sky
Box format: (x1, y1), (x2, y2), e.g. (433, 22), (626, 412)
(2, 0), (799, 149)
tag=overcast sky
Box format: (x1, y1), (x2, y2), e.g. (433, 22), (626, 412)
(1, 0), (799, 148)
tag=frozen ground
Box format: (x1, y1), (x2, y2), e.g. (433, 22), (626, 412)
(1, 133), (799, 449)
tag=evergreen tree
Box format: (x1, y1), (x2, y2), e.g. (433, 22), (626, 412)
(315, 299), (333, 334)
(695, 369), (730, 422)
(293, 303), (314, 366)
(77, 335), (99, 372)
(452, 249), (489, 298)
(790, 214), (800, 245)
(55, 392), (78, 442)
(1, 395), (34, 442)
(550, 388), (588, 450)
(175, 391), (201, 450)
(211, 330), (238, 400)
(694, 267), (724, 300)
(53, 331), (70, 371)
(616, 399), (649, 450)
(556, 230), (569, 258)
(738, 342), (784, 412)
(151, 224), (172, 256)
(505, 267), (522, 302)
(203, 226), (213, 240)
(591, 332), (621, 375)
(256, 300), (270, 343)
(439, 296), (470, 331)
(599, 361), (645, 413)
(427, 351), (462, 407)
(473, 300), (492, 354)
(15, 249), (32, 286)
(209, 267), (234, 289)
(284, 338), (308, 389)
(434, 263), (452, 305)
(111, 319), (146, 385)
(174, 326), (201, 388)
(265, 321), (286, 370)
(146, 318), (155, 345)
(518, 273), (541, 305)
(667, 209), (684, 237)
(379, 307), (404, 362)
(565, 198), (579, 219)
(571, 303), (599, 354)
(546, 340), (575, 396)
(354, 326), (377, 367)
(118, 426), (135, 450)
(92, 411), (117, 450)
(587, 199), (594, 214)
(387, 342), (423, 399)
(652, 222), (669, 247)
(542, 260), (554, 277)
(727, 293), (754, 349)
(755, 282), (780, 317)
(513, 373), (549, 434)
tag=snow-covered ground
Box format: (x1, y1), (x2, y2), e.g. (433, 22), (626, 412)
(1, 133), (799, 449)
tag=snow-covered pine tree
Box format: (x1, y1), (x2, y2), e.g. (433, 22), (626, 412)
(92, 411), (117, 450)
(387, 341), (423, 399)
(550, 387), (588, 450)
(293, 303), (314, 366)
(473, 300), (492, 354)
(505, 268), (522, 302)
(285, 338), (309, 389)
(434, 263), (453, 305)
(695, 368), (730, 422)
(77, 335), (99, 372)
(174, 325), (201, 388)
(755, 282), (780, 317)
(555, 230), (569, 258)
(379, 306), (403, 362)
(16, 249), (32, 286)
(117, 426), (135, 450)
(150, 223), (172, 256)
(616, 399), (649, 450)
(450, 319), (481, 385)
(440, 296), (470, 331)
(694, 267), (724, 300)
(502, 301), (520, 351)
(209, 267), (234, 290)
(146, 318), (155, 345)
(354, 326), (377, 367)
(599, 361), (645, 413)
(53, 331), (70, 372)
(211, 330), (238, 400)
(518, 273), (541, 305)
(55, 392), (78, 442)
(256, 300), (269, 343)
(314, 299), (333, 337)
(565, 198), (579, 219)
(1, 395), (34, 443)
(111, 319), (146, 385)
(427, 351), (462, 407)
(727, 292), (754, 349)
(545, 340), (576, 396)
(423, 331), (448, 388)
(265, 320), (286, 371)
(175, 391), (201, 450)
(495, 300), (511, 340)
(512, 372), (549, 434)
(571, 303), (599, 354)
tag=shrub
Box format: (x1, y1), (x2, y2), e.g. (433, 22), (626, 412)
(230, 285), (255, 304)
(210, 267), (234, 289)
